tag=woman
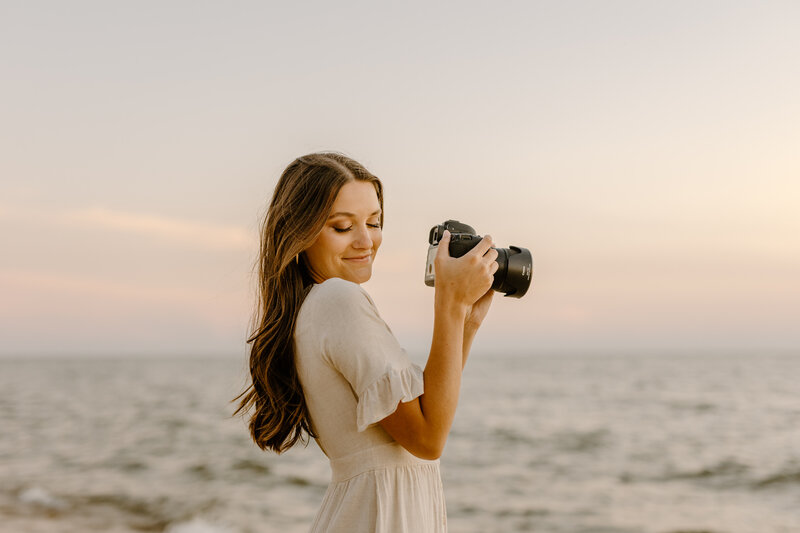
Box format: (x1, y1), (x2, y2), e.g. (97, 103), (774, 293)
(234, 152), (497, 532)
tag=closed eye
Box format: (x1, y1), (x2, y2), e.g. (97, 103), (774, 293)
(333, 223), (381, 233)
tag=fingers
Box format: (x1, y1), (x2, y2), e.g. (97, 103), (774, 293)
(436, 229), (452, 259)
(469, 234), (495, 258)
(438, 229), (497, 285)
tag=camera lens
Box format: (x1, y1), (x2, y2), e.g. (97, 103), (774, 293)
(492, 246), (533, 298)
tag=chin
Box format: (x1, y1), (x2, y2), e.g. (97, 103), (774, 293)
(349, 268), (372, 284)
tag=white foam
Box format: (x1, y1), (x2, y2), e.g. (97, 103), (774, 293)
(18, 486), (67, 510)
(164, 517), (236, 533)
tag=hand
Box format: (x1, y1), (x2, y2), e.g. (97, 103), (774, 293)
(434, 230), (499, 310)
(465, 289), (494, 332)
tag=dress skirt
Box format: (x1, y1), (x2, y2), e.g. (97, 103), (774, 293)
(310, 442), (446, 533)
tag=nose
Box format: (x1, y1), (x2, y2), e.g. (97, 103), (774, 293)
(351, 224), (373, 250)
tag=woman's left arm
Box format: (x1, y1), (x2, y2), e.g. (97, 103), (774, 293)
(461, 289), (494, 368)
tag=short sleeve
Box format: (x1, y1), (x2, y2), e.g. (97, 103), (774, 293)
(309, 278), (424, 432)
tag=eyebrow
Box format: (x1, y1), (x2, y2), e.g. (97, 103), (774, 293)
(327, 209), (382, 219)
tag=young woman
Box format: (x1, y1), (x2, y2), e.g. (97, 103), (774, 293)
(234, 152), (497, 532)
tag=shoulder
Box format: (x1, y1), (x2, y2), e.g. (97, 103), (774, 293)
(296, 278), (384, 349)
(302, 277), (377, 317)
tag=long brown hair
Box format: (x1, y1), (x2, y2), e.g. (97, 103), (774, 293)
(232, 152), (384, 453)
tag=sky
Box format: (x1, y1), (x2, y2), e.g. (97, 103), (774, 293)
(1, 1), (798, 358)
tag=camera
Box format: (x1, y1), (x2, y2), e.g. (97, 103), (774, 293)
(424, 220), (533, 298)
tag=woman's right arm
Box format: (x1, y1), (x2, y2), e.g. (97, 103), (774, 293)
(378, 230), (498, 460)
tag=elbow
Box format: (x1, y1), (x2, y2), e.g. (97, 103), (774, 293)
(408, 436), (446, 461)
(377, 400), (449, 460)
(415, 448), (443, 461)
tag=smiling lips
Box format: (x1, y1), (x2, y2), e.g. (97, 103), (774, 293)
(344, 254), (371, 263)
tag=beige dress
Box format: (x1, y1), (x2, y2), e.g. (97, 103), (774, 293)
(294, 277), (447, 533)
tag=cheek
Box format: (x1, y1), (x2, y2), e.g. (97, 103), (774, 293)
(307, 233), (338, 263)
(322, 232), (351, 258)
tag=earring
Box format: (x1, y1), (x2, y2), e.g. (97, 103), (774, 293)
(295, 254), (300, 265)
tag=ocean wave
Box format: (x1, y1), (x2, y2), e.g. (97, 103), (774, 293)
(284, 474), (327, 488)
(491, 426), (611, 454)
(78, 492), (173, 530)
(493, 506), (550, 518)
(660, 458), (750, 483)
(620, 458), (752, 488)
(18, 486), (67, 511)
(753, 465), (800, 489)
(494, 427), (538, 446)
(165, 517), (237, 533)
(186, 463), (215, 481)
(668, 401), (718, 412)
(550, 428), (611, 453)
(660, 530), (727, 533)
(230, 457), (271, 475)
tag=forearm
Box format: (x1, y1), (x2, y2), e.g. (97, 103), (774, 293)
(418, 297), (467, 451)
(462, 325), (478, 368)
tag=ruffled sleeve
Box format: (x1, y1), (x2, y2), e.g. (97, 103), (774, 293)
(309, 278), (425, 432)
(356, 362), (424, 432)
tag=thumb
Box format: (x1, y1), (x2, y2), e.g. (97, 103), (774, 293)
(437, 229), (451, 258)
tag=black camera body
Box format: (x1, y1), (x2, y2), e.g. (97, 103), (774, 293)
(424, 220), (533, 298)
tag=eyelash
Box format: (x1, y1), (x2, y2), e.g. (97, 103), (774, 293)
(333, 223), (381, 233)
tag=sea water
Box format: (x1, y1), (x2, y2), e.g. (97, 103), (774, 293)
(1, 352), (798, 533)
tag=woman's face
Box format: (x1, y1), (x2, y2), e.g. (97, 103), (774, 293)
(303, 180), (382, 285)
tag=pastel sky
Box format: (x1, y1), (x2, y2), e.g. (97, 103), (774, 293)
(2, 1), (798, 358)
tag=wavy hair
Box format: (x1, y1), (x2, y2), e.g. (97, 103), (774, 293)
(232, 152), (384, 453)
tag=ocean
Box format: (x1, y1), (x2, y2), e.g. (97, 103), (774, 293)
(1, 352), (798, 533)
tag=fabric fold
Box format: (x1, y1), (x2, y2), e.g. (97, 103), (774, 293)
(356, 363), (424, 432)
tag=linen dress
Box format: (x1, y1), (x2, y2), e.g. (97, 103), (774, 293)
(294, 277), (447, 533)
